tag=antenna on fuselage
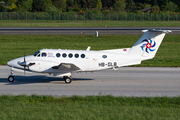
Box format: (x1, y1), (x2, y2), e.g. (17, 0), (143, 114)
(86, 46), (91, 51)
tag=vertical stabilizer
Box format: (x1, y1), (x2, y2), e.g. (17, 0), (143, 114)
(128, 30), (171, 59)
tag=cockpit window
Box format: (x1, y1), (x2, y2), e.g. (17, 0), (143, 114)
(34, 51), (40, 56)
(42, 52), (47, 57)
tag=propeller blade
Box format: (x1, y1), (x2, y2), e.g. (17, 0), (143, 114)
(24, 51), (26, 62)
(24, 66), (26, 76)
(24, 51), (26, 76)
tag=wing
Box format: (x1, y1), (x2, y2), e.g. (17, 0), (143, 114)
(52, 63), (80, 70)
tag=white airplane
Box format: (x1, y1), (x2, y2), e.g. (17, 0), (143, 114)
(7, 29), (171, 84)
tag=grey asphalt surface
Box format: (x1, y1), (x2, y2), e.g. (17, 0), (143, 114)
(0, 66), (180, 97)
(0, 27), (180, 34)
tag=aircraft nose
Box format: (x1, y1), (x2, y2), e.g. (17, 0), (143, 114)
(7, 59), (19, 67)
(7, 60), (13, 67)
(7, 56), (32, 68)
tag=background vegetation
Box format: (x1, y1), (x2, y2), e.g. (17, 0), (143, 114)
(0, 34), (179, 67)
(1, 12), (180, 21)
(0, 0), (179, 14)
(1, 20), (180, 27)
(0, 20), (180, 27)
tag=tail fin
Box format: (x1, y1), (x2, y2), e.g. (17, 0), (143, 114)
(128, 30), (171, 59)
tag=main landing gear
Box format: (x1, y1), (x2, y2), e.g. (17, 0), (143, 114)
(8, 69), (15, 82)
(63, 76), (73, 84)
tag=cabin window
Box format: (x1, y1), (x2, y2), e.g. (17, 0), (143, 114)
(102, 55), (107, 59)
(75, 53), (79, 58)
(68, 53), (73, 58)
(62, 53), (67, 58)
(42, 53), (47, 57)
(56, 53), (60, 58)
(34, 51), (40, 57)
(81, 54), (85, 58)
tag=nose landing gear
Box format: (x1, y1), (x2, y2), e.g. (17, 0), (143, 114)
(8, 76), (15, 82)
(8, 68), (15, 82)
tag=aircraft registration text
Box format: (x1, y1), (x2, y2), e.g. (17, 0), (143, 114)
(99, 62), (117, 67)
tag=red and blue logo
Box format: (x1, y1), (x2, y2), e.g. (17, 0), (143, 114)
(141, 38), (156, 53)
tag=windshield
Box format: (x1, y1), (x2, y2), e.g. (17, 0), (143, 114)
(33, 51), (40, 56)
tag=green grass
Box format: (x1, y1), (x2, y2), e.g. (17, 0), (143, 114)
(0, 95), (179, 120)
(0, 20), (180, 27)
(0, 34), (180, 66)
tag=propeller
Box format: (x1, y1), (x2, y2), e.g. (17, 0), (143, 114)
(18, 51), (35, 76)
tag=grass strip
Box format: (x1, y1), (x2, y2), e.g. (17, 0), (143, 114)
(0, 95), (179, 120)
(0, 34), (179, 67)
(0, 20), (180, 27)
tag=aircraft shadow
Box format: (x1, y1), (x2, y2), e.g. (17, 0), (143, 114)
(0, 75), (94, 85)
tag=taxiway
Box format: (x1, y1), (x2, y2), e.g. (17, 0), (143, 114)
(0, 66), (179, 97)
(0, 27), (180, 34)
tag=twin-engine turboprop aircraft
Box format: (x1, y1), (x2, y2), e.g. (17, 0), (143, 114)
(7, 30), (171, 84)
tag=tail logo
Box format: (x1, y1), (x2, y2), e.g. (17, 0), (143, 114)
(141, 38), (156, 53)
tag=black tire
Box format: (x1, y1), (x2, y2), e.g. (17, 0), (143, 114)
(63, 76), (67, 80)
(8, 76), (15, 82)
(65, 77), (72, 84)
(63, 76), (68, 80)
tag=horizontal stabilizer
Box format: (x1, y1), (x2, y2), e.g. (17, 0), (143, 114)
(142, 29), (172, 33)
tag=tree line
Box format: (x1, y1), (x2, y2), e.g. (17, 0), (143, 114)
(0, 0), (179, 13)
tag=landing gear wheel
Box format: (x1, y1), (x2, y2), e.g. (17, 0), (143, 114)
(65, 77), (72, 84)
(63, 76), (68, 80)
(8, 76), (15, 82)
